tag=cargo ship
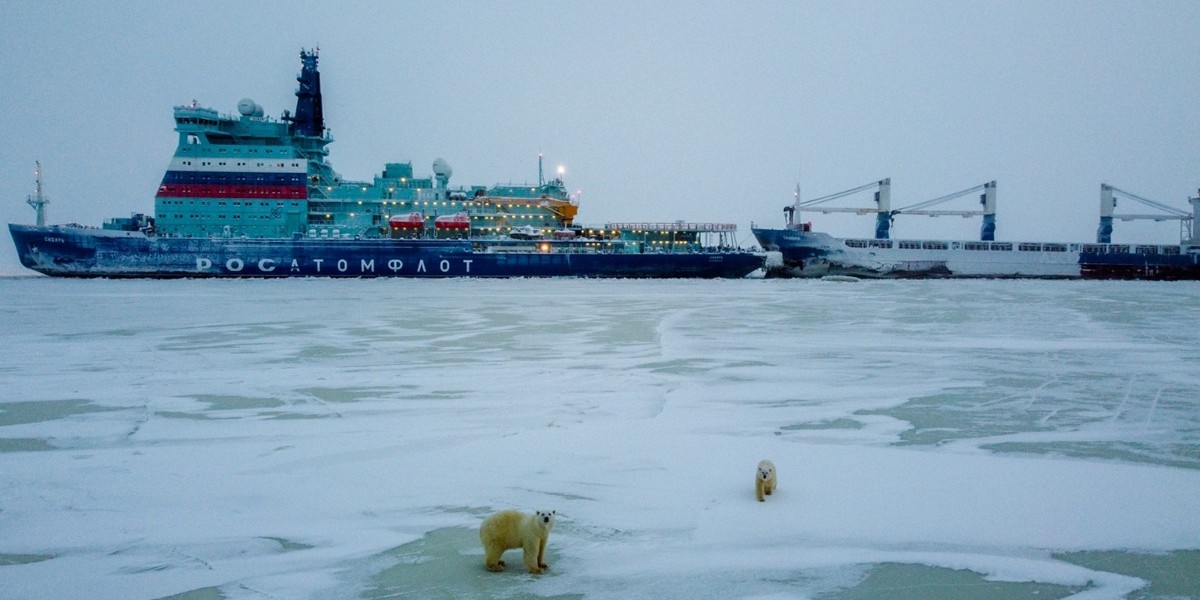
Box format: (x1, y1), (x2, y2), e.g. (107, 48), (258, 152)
(752, 178), (1200, 279)
(9, 50), (762, 279)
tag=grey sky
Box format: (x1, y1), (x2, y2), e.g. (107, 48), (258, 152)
(2, 1), (1198, 274)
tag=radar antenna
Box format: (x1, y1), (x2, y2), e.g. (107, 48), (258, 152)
(26, 161), (49, 227)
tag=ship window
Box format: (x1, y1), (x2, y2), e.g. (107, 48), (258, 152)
(1043, 243), (1067, 252)
(922, 241), (948, 250)
(1018, 243), (1042, 252)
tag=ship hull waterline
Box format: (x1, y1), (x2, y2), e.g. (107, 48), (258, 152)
(11, 224), (764, 279)
(753, 227), (1200, 281)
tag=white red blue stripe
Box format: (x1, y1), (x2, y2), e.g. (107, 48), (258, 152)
(157, 157), (308, 199)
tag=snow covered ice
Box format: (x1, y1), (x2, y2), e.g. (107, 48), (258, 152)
(1, 277), (1198, 600)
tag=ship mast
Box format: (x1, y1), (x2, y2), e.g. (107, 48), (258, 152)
(27, 161), (49, 227)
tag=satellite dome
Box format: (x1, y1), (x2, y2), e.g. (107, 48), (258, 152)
(237, 98), (263, 117)
(432, 158), (453, 178)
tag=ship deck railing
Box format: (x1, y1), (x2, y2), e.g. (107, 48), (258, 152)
(841, 238), (1187, 255)
(607, 222), (738, 232)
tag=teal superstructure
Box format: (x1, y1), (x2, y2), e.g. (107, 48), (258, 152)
(138, 50), (582, 243)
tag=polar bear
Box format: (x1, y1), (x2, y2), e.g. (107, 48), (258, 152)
(756, 459), (776, 501)
(479, 509), (556, 573)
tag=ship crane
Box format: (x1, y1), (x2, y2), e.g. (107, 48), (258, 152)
(785, 178), (893, 239)
(890, 180), (997, 241)
(26, 161), (50, 227)
(785, 178), (997, 240)
(1097, 184), (1195, 244)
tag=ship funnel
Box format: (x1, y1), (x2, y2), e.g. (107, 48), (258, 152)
(290, 49), (325, 137)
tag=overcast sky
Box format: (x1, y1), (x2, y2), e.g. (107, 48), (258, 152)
(2, 0), (1198, 273)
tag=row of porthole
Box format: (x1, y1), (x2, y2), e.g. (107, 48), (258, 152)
(158, 200), (296, 207)
(161, 215), (282, 220)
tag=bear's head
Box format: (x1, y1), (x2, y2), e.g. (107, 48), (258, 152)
(534, 510), (556, 528)
(758, 463), (775, 481)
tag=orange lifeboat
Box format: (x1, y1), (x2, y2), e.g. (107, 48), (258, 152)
(388, 212), (425, 229)
(434, 212), (471, 230)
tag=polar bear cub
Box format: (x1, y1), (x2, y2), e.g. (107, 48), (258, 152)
(756, 459), (777, 501)
(479, 509), (556, 573)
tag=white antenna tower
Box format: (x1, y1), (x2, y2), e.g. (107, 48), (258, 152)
(27, 161), (50, 227)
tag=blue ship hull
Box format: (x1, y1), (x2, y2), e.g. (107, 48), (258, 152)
(11, 224), (763, 279)
(753, 227), (1200, 280)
